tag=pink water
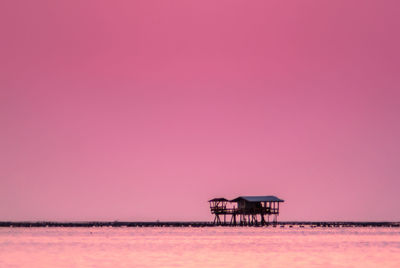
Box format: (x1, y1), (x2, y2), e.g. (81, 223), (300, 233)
(0, 227), (399, 267)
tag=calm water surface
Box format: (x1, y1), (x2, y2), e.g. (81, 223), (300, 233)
(0, 227), (399, 267)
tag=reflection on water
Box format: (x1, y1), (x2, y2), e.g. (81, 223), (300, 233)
(0, 227), (399, 267)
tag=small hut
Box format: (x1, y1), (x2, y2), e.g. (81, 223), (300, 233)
(208, 195), (284, 226)
(208, 198), (228, 224)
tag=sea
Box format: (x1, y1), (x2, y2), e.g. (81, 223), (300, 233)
(0, 226), (399, 267)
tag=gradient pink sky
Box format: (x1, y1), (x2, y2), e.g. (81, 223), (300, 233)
(1, 0), (399, 221)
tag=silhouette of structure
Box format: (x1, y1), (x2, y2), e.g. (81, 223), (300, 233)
(209, 196), (284, 225)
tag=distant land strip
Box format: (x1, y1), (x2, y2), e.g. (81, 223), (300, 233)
(0, 221), (399, 228)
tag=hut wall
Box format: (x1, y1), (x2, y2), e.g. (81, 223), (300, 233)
(238, 200), (262, 209)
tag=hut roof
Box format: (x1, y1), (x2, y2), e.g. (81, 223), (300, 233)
(208, 197), (229, 202)
(230, 196), (284, 202)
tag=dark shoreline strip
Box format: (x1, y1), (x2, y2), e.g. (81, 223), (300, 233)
(0, 221), (399, 228)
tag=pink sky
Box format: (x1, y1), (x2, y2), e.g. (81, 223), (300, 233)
(1, 0), (399, 221)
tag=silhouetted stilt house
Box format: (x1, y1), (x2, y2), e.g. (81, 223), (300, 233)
(209, 196), (284, 226)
